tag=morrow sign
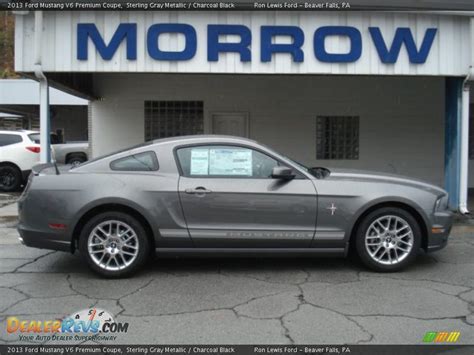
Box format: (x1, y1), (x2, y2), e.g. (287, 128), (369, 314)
(77, 23), (437, 64)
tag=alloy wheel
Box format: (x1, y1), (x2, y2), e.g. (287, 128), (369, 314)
(364, 215), (414, 265)
(0, 172), (16, 189)
(87, 220), (140, 271)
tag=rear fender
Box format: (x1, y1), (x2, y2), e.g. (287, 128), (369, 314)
(70, 197), (160, 243)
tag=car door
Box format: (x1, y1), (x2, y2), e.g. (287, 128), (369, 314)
(176, 144), (318, 248)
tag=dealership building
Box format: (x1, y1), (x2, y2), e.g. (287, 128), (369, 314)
(12, 8), (474, 210)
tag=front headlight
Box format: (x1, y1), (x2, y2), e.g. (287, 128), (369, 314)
(435, 194), (449, 211)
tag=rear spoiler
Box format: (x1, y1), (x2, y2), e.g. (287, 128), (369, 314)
(32, 162), (60, 176)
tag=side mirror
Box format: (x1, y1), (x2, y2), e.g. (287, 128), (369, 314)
(271, 166), (295, 180)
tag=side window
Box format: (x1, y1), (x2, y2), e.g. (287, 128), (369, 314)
(177, 145), (279, 178)
(0, 134), (22, 147)
(110, 151), (159, 171)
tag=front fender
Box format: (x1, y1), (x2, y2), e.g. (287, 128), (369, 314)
(344, 196), (431, 243)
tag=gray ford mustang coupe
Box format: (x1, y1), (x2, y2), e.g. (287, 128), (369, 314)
(18, 135), (452, 277)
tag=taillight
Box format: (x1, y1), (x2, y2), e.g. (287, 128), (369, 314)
(26, 146), (40, 153)
(19, 173), (33, 201)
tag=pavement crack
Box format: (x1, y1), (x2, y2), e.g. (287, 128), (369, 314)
(1, 284), (30, 299)
(114, 299), (126, 317)
(115, 278), (155, 316)
(347, 313), (469, 321)
(458, 288), (474, 299)
(121, 288), (295, 319)
(0, 295), (28, 314)
(233, 289), (297, 314)
(300, 300), (377, 344)
(11, 251), (57, 273)
(347, 316), (375, 344)
(65, 274), (101, 301)
(219, 271), (298, 286)
(297, 268), (310, 286)
(360, 272), (472, 289)
(279, 317), (295, 344)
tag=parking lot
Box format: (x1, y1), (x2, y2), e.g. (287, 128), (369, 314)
(0, 194), (473, 345)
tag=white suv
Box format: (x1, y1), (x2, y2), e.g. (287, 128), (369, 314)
(0, 130), (41, 192)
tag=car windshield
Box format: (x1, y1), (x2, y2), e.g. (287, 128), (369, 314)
(255, 141), (309, 171)
(278, 153), (330, 179)
(281, 155), (309, 172)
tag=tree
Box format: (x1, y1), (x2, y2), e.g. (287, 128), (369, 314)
(0, 11), (18, 78)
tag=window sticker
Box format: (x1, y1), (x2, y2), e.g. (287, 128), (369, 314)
(190, 149), (209, 175)
(209, 148), (252, 176)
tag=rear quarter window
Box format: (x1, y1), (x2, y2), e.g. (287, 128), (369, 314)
(28, 133), (40, 144)
(0, 134), (22, 147)
(110, 151), (159, 171)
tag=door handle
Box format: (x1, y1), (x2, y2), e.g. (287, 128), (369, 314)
(185, 187), (212, 195)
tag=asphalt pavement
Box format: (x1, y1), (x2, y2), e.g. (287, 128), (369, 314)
(0, 197), (473, 345)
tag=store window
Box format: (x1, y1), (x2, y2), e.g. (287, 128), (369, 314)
(176, 145), (279, 178)
(144, 101), (204, 141)
(316, 116), (359, 160)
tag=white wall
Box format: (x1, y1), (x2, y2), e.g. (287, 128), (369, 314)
(469, 86), (474, 188)
(91, 74), (445, 186)
(0, 79), (88, 106)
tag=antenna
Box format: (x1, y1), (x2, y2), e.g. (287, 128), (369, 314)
(53, 160), (60, 175)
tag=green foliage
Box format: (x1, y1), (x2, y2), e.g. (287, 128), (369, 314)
(0, 12), (18, 78)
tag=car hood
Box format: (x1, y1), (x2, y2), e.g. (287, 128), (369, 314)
(323, 168), (447, 196)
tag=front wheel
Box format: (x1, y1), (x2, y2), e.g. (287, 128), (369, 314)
(355, 207), (421, 272)
(79, 212), (150, 278)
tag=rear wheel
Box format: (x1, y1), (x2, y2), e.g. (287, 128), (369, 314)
(66, 154), (87, 166)
(79, 212), (150, 278)
(0, 165), (22, 192)
(355, 207), (421, 272)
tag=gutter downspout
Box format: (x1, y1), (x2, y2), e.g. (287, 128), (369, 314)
(459, 69), (472, 214)
(33, 11), (51, 163)
(459, 16), (474, 214)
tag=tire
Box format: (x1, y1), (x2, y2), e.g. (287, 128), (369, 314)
(355, 207), (421, 272)
(66, 154), (87, 166)
(0, 165), (22, 192)
(78, 211), (150, 278)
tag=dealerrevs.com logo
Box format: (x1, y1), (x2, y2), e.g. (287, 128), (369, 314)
(6, 308), (129, 342)
(423, 331), (461, 343)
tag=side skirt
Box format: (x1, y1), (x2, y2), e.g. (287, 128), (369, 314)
(155, 247), (346, 258)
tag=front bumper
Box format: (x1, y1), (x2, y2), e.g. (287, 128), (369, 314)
(426, 210), (453, 252)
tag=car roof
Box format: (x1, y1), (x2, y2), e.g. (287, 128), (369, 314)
(0, 130), (37, 135)
(74, 135), (262, 171)
(151, 134), (258, 146)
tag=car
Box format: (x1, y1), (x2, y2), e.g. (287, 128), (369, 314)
(0, 130), (89, 192)
(0, 130), (41, 192)
(31, 132), (89, 166)
(17, 135), (453, 277)
(52, 141), (89, 166)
